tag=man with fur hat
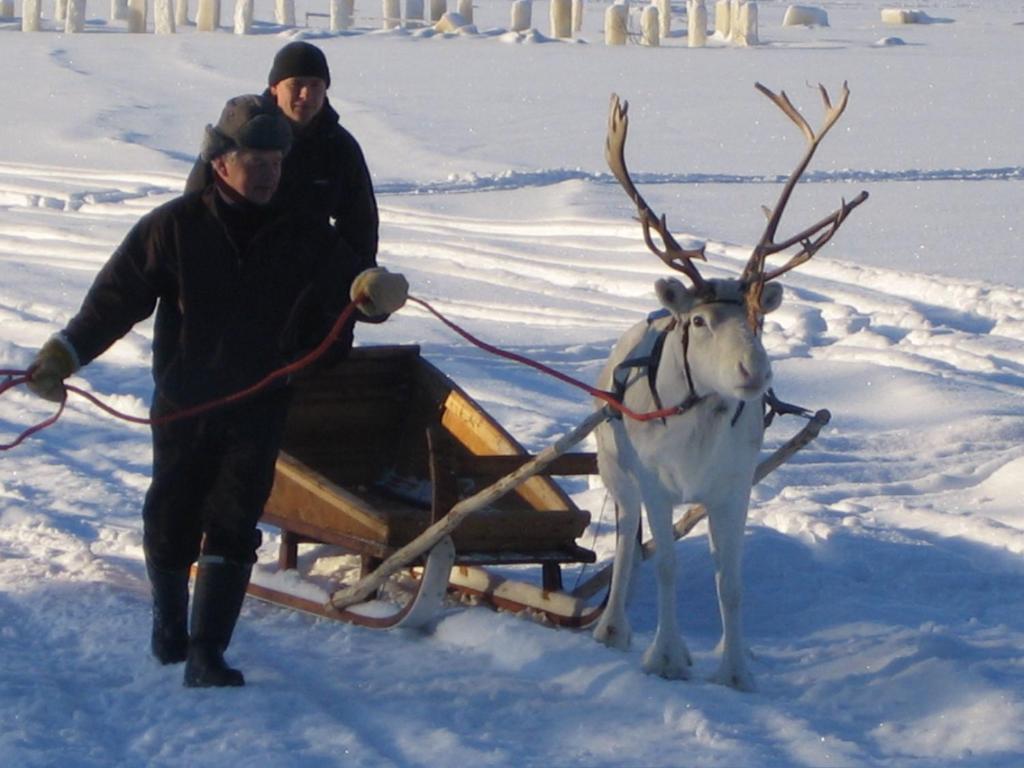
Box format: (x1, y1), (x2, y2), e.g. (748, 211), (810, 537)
(27, 94), (407, 688)
(186, 41), (379, 273)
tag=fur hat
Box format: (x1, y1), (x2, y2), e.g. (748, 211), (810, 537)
(200, 94), (293, 162)
(267, 42), (331, 88)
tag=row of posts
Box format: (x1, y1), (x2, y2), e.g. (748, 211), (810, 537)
(602, 0), (758, 47)
(11, 0), (355, 33)
(7, 0), (758, 43)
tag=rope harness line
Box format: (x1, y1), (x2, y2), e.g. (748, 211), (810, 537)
(407, 296), (691, 423)
(1, 294), (806, 451)
(1, 300), (360, 451)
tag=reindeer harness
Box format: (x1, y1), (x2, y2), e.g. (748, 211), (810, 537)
(611, 303), (747, 427)
(611, 300), (813, 429)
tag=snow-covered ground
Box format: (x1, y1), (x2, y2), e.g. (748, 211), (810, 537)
(2, 1), (1024, 765)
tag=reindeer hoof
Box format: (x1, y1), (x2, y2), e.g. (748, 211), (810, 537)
(710, 664), (757, 692)
(593, 621), (631, 651)
(642, 644), (692, 680)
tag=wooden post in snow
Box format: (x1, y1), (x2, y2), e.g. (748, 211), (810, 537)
(329, 408), (610, 611)
(656, 0), (669, 38)
(456, 0), (472, 24)
(175, 0), (188, 26)
(641, 4), (659, 45)
(550, 0), (571, 37)
(713, 0), (729, 36)
(22, 0), (42, 30)
(330, 0), (353, 30)
(275, 0), (294, 25)
(729, 0), (756, 45)
(571, 0), (583, 32)
(196, 0), (220, 30)
(687, 0), (707, 46)
(234, 0), (252, 33)
(127, 0), (147, 32)
(605, 3), (627, 45)
(65, 0), (86, 31)
(155, 0), (176, 32)
(510, 0), (530, 31)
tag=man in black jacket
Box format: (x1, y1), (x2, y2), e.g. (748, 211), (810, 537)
(27, 94), (407, 689)
(185, 41), (379, 272)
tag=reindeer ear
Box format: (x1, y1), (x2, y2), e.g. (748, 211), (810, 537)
(760, 283), (784, 314)
(655, 278), (698, 314)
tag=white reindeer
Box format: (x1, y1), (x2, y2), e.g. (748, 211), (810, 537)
(592, 84), (867, 690)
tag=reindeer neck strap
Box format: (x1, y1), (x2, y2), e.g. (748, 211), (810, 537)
(613, 317), (702, 423)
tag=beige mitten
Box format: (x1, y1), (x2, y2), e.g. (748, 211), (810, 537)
(350, 267), (409, 317)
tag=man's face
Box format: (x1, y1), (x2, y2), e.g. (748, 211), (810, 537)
(212, 149), (283, 205)
(270, 77), (327, 127)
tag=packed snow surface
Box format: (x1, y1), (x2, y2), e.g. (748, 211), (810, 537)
(2, 1), (1023, 766)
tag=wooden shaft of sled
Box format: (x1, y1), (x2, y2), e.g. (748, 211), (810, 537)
(329, 408), (611, 611)
(571, 408), (832, 600)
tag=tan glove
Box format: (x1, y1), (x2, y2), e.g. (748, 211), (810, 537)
(349, 267), (409, 318)
(27, 336), (79, 403)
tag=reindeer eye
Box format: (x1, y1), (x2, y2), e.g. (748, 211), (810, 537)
(691, 315), (707, 328)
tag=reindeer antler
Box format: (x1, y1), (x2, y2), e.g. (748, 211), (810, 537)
(742, 82), (869, 327)
(606, 94), (709, 293)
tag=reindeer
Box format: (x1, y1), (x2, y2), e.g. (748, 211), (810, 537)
(591, 83), (868, 691)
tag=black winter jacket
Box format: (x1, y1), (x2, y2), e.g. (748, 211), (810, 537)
(185, 97), (379, 271)
(62, 188), (360, 409)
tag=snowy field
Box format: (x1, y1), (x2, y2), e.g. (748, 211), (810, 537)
(2, 0), (1024, 765)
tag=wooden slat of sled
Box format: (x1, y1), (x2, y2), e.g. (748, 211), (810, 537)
(440, 388), (574, 512)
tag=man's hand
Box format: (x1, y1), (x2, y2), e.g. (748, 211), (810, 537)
(350, 267), (409, 318)
(27, 337), (78, 403)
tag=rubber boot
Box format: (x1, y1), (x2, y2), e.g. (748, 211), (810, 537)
(145, 557), (190, 665)
(184, 556), (251, 688)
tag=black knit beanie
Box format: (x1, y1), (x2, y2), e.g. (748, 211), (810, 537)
(268, 42), (331, 88)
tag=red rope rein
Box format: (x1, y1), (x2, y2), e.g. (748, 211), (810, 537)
(1, 300), (360, 451)
(408, 296), (685, 423)
(2, 295), (678, 451)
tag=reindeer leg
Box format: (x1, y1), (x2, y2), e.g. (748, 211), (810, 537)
(641, 493), (692, 680)
(706, 501), (756, 692)
(592, 496), (639, 651)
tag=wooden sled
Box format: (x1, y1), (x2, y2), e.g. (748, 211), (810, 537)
(250, 345), (831, 631)
(251, 345), (602, 629)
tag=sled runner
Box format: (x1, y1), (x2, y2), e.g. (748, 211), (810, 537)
(250, 345), (602, 629)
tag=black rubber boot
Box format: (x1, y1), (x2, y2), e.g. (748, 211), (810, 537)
(184, 557), (251, 688)
(145, 557), (190, 665)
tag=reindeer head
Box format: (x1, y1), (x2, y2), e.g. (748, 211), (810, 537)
(606, 84), (868, 335)
(655, 276), (782, 402)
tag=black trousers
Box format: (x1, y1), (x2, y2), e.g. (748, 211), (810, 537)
(142, 388), (291, 571)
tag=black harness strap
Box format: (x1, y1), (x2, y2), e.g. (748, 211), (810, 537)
(609, 300), (817, 430)
(613, 317), (704, 425)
